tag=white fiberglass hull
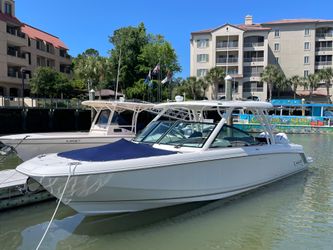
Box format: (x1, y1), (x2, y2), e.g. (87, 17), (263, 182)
(17, 144), (310, 215)
(0, 132), (134, 161)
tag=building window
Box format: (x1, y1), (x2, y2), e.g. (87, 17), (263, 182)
(304, 70), (309, 78)
(197, 54), (209, 63)
(274, 43), (280, 51)
(274, 29), (280, 37)
(197, 69), (208, 77)
(305, 28), (310, 36)
(304, 42), (310, 50)
(5, 2), (12, 15)
(197, 39), (209, 48)
(304, 56), (309, 64)
(275, 57), (279, 64)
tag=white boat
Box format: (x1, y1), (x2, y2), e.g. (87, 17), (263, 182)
(0, 100), (154, 161)
(16, 100), (312, 215)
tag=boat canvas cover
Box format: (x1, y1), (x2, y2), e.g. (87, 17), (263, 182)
(57, 139), (176, 162)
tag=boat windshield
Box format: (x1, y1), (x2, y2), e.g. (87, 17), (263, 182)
(158, 121), (216, 148)
(134, 121), (174, 143)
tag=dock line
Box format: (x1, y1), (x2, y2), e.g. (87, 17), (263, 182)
(35, 162), (79, 250)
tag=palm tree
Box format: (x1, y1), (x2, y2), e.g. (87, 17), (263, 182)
(289, 75), (302, 99)
(317, 68), (333, 103)
(260, 65), (281, 101)
(306, 73), (319, 102)
(204, 67), (225, 99)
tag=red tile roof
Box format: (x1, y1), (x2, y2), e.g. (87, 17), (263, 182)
(263, 19), (333, 25)
(191, 23), (271, 34)
(21, 24), (68, 49)
(191, 18), (333, 35)
(237, 24), (271, 31)
(0, 12), (22, 26)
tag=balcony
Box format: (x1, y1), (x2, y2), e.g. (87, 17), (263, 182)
(216, 41), (238, 50)
(244, 42), (264, 48)
(315, 47), (333, 52)
(243, 71), (263, 77)
(244, 57), (264, 63)
(216, 57), (238, 64)
(316, 33), (333, 39)
(315, 61), (332, 65)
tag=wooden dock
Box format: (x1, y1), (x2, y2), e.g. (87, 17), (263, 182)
(0, 169), (53, 210)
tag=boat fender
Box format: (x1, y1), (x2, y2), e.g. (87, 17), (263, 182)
(26, 177), (43, 193)
(275, 133), (289, 144)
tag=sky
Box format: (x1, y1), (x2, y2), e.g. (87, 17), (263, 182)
(16, 0), (333, 78)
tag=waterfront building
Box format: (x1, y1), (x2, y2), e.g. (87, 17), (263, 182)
(0, 0), (71, 103)
(190, 16), (333, 101)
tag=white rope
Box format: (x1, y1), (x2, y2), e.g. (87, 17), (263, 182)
(35, 163), (78, 250)
(0, 135), (30, 163)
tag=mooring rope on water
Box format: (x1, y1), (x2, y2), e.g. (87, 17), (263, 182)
(35, 162), (79, 250)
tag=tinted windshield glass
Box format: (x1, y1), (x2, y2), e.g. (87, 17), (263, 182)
(134, 121), (174, 143)
(96, 110), (110, 126)
(158, 121), (216, 148)
(210, 125), (259, 148)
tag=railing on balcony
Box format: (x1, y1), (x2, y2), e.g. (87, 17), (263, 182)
(315, 61), (333, 65)
(315, 47), (333, 51)
(226, 70), (239, 75)
(244, 42), (264, 48)
(243, 71), (263, 77)
(216, 41), (238, 49)
(316, 33), (333, 38)
(244, 57), (264, 62)
(6, 26), (26, 39)
(216, 58), (238, 64)
(7, 49), (26, 59)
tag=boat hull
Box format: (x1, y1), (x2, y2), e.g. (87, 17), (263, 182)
(0, 133), (134, 161)
(27, 149), (309, 215)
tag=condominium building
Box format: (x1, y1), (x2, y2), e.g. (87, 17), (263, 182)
(0, 0), (71, 99)
(190, 16), (333, 101)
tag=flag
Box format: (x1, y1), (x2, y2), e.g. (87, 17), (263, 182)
(161, 71), (173, 84)
(152, 63), (160, 74)
(144, 70), (151, 84)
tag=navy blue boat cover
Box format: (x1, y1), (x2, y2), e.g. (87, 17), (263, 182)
(58, 139), (176, 162)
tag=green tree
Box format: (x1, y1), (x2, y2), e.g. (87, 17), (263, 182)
(204, 67), (225, 99)
(109, 23), (149, 91)
(138, 34), (181, 77)
(289, 75), (302, 99)
(30, 67), (71, 99)
(174, 77), (204, 100)
(317, 67), (333, 103)
(306, 73), (320, 102)
(125, 79), (149, 100)
(261, 65), (282, 101)
(73, 48), (113, 98)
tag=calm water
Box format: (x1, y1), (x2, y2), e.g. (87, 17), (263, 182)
(0, 134), (333, 250)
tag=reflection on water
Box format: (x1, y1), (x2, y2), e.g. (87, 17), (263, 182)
(0, 134), (333, 250)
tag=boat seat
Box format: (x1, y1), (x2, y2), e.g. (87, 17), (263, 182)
(189, 131), (202, 138)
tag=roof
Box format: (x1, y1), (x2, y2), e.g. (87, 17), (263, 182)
(191, 23), (271, 35)
(191, 18), (333, 35)
(81, 100), (155, 112)
(154, 100), (273, 110)
(262, 19), (333, 25)
(94, 89), (123, 97)
(21, 24), (68, 49)
(0, 12), (22, 26)
(236, 24), (271, 31)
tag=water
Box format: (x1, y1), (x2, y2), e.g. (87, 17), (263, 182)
(0, 134), (333, 250)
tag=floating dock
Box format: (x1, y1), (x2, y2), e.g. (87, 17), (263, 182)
(0, 169), (53, 210)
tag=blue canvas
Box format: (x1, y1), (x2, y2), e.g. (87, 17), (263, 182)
(58, 139), (176, 162)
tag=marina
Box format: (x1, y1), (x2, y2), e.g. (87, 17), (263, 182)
(0, 134), (332, 249)
(236, 99), (333, 134)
